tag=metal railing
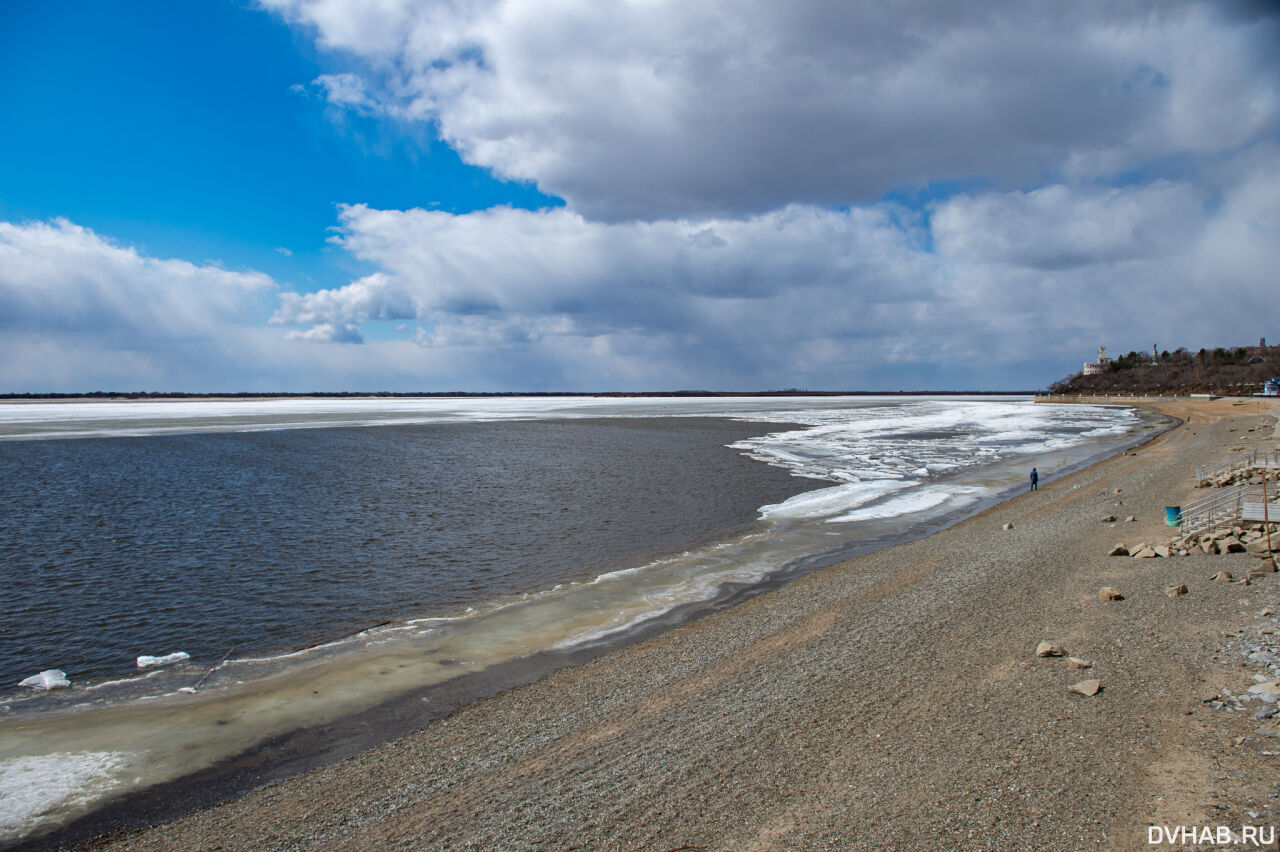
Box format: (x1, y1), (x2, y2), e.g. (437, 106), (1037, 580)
(1180, 483), (1278, 536)
(1195, 449), (1280, 484)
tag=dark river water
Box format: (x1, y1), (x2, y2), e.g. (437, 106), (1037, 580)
(0, 417), (812, 693)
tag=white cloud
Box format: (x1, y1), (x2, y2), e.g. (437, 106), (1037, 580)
(266, 146), (1280, 389)
(261, 0), (1280, 220)
(0, 219), (275, 338)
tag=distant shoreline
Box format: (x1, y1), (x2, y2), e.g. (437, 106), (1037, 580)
(0, 390), (1036, 402)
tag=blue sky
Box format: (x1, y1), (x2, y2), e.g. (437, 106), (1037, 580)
(1, 1), (1278, 392)
(0, 1), (553, 295)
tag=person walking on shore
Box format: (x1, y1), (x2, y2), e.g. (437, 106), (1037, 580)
(1030, 467), (1039, 491)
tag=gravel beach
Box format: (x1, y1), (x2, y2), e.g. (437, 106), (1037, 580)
(71, 398), (1280, 850)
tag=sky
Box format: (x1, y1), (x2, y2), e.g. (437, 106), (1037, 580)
(1, 1), (1277, 393)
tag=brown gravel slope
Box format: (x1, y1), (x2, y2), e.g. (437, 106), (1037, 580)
(90, 399), (1280, 851)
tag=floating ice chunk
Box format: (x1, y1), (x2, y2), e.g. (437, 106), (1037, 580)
(136, 652), (190, 669)
(18, 670), (69, 690)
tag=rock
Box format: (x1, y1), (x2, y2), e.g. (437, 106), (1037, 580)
(1248, 681), (1280, 702)
(1256, 706), (1279, 720)
(1124, 516), (1136, 523)
(1177, 549), (1189, 556)
(1098, 586), (1124, 601)
(1165, 584), (1189, 597)
(1101, 515), (1116, 523)
(1067, 657), (1092, 669)
(1254, 558), (1277, 572)
(1153, 544), (1172, 558)
(1212, 571), (1233, 583)
(1224, 538), (1247, 553)
(1134, 547), (1158, 558)
(1108, 544), (1130, 556)
(1003, 523), (1014, 530)
(1036, 641), (1067, 657)
(1069, 679), (1102, 697)
(1202, 541), (1220, 555)
(1233, 578), (1251, 586)
(1247, 538), (1279, 556)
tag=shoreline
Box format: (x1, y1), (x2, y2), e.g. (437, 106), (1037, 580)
(20, 398), (1280, 850)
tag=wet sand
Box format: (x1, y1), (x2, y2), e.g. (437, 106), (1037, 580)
(53, 398), (1280, 849)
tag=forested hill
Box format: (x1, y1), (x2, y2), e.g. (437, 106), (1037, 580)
(1048, 345), (1280, 396)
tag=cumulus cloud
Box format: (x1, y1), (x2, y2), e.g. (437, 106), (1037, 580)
(0, 219), (275, 336)
(267, 148), (1280, 388)
(0, 219), (281, 390)
(260, 0), (1279, 220)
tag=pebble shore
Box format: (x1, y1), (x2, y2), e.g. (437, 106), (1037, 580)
(71, 399), (1280, 850)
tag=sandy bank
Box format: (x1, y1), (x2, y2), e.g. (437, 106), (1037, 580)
(59, 399), (1280, 850)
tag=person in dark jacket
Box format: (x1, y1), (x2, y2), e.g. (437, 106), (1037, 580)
(1030, 467), (1039, 491)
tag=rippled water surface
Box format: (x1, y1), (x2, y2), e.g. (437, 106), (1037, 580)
(0, 418), (808, 692)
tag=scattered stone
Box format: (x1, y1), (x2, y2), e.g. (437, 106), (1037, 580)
(1036, 641), (1067, 658)
(1165, 584), (1189, 597)
(1250, 681), (1280, 702)
(1233, 578), (1251, 586)
(1124, 516), (1136, 523)
(1101, 515), (1116, 523)
(1134, 547), (1158, 559)
(1098, 587), (1124, 601)
(1224, 538), (1247, 554)
(1003, 523), (1014, 530)
(1153, 544), (1172, 558)
(1247, 538), (1279, 556)
(1067, 657), (1092, 669)
(1212, 571), (1233, 583)
(1253, 728), (1280, 739)
(1069, 679), (1102, 697)
(1256, 558), (1277, 572)
(1202, 541), (1220, 555)
(1256, 707), (1279, 721)
(1108, 544), (1129, 556)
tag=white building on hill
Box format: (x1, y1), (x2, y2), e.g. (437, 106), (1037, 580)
(1082, 346), (1110, 376)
